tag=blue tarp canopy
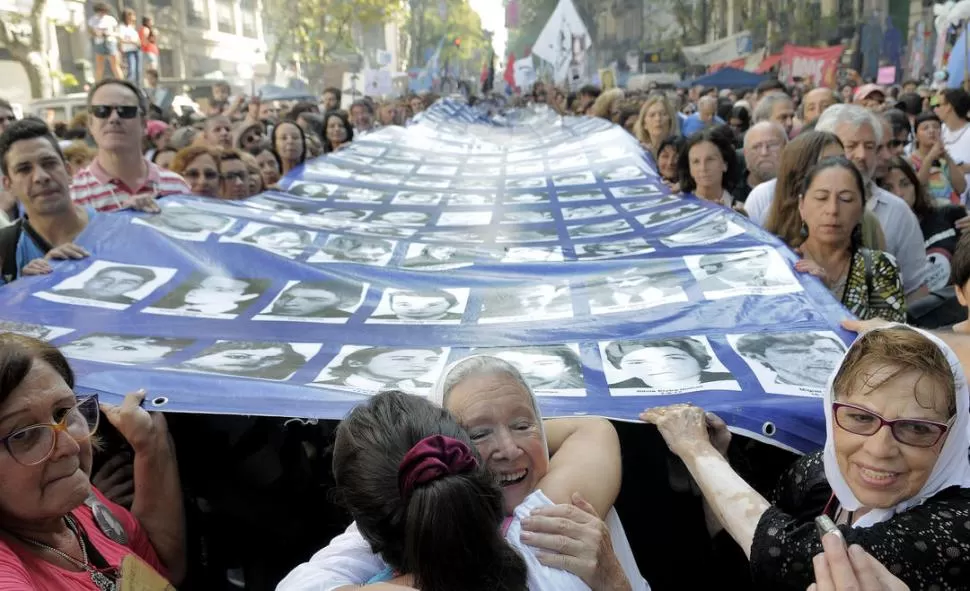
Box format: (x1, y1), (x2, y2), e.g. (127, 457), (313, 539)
(678, 67), (768, 89)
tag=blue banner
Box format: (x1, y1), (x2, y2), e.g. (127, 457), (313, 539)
(0, 101), (853, 453)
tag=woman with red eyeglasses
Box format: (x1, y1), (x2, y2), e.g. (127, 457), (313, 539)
(640, 325), (970, 590)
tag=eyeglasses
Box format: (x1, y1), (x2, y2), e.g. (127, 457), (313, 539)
(184, 169), (219, 180)
(222, 171), (247, 182)
(0, 395), (100, 466)
(832, 402), (952, 448)
(244, 134), (262, 144)
(89, 105), (140, 119)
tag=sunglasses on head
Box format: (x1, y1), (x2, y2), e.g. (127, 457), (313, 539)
(89, 105), (140, 119)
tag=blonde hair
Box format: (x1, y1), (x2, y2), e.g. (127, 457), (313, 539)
(833, 327), (956, 417)
(633, 95), (680, 152)
(589, 89), (625, 119)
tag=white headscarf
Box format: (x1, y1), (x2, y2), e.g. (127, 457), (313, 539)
(822, 325), (970, 528)
(429, 354), (549, 458)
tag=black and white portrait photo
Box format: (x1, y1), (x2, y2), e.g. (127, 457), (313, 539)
(369, 161), (414, 174)
(309, 235), (397, 266)
(562, 205), (617, 220)
(620, 196), (681, 212)
(437, 211), (493, 226)
(144, 274), (268, 318)
(405, 177), (451, 190)
(367, 173), (404, 186)
(478, 344), (587, 396)
(602, 165), (648, 182)
(600, 336), (740, 395)
(35, 261), (176, 310)
(0, 321), (74, 341)
(311, 345), (448, 394)
(338, 188), (387, 204)
(585, 263), (688, 314)
(504, 192), (549, 204)
(348, 225), (417, 239)
(659, 215), (746, 248)
(367, 287), (469, 324)
(271, 208), (369, 231)
(573, 238), (655, 260)
(546, 153), (589, 171)
(422, 230), (486, 244)
(392, 191), (443, 206)
(221, 222), (316, 259)
(567, 219), (633, 239)
(501, 246), (565, 263)
(132, 204), (235, 241)
(500, 210), (555, 224)
(553, 172), (596, 186)
(556, 189), (606, 202)
(611, 184), (665, 199)
(402, 243), (479, 270)
(496, 227), (559, 243)
(288, 182), (340, 199)
(369, 211), (432, 226)
(457, 178), (496, 190)
(177, 340), (320, 380)
(61, 333), (193, 365)
(635, 204), (704, 228)
(478, 282), (573, 324)
(506, 177), (547, 190)
(685, 248), (802, 300)
(447, 193), (495, 206)
(254, 278), (367, 323)
(729, 331), (847, 396)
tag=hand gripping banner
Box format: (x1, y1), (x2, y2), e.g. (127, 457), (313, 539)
(0, 101), (853, 453)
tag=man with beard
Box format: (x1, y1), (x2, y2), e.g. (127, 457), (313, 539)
(733, 122), (787, 204)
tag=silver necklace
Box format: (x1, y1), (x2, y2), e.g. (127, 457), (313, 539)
(15, 515), (117, 591)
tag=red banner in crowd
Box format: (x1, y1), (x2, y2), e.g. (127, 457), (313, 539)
(778, 44), (843, 88)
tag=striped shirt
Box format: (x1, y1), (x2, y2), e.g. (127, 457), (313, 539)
(71, 157), (190, 212)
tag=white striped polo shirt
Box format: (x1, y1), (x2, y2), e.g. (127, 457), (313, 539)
(71, 157), (190, 212)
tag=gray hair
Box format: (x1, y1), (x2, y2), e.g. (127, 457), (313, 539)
(743, 121), (789, 150)
(815, 104), (883, 144)
(753, 94), (794, 124)
(440, 355), (534, 408)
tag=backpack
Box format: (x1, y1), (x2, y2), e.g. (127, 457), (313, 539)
(0, 218), (52, 283)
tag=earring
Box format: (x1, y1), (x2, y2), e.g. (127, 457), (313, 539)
(800, 222), (809, 238)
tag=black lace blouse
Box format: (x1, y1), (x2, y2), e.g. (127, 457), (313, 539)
(750, 450), (970, 590)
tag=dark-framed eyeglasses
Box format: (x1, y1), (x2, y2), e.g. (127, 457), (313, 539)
(184, 169), (219, 180)
(222, 171), (248, 182)
(0, 395), (100, 466)
(89, 105), (140, 119)
(832, 401), (952, 448)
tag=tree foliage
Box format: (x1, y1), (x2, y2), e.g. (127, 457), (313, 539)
(263, 0), (400, 79)
(406, 0), (489, 72)
(0, 0), (54, 98)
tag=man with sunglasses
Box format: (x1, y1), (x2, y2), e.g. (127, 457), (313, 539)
(218, 150), (251, 200)
(71, 78), (189, 213)
(0, 119), (92, 283)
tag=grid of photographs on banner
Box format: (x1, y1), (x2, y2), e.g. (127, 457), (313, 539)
(9, 101), (846, 410)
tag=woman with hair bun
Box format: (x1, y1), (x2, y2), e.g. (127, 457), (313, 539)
(331, 390), (586, 591)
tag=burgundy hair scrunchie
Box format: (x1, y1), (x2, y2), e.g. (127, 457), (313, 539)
(398, 434), (478, 497)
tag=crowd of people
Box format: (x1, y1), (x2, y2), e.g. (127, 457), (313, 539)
(0, 71), (967, 591)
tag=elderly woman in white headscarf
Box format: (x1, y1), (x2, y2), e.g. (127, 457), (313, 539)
(641, 325), (970, 590)
(278, 355), (648, 591)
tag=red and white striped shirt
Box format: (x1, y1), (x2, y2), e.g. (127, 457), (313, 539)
(71, 157), (190, 212)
